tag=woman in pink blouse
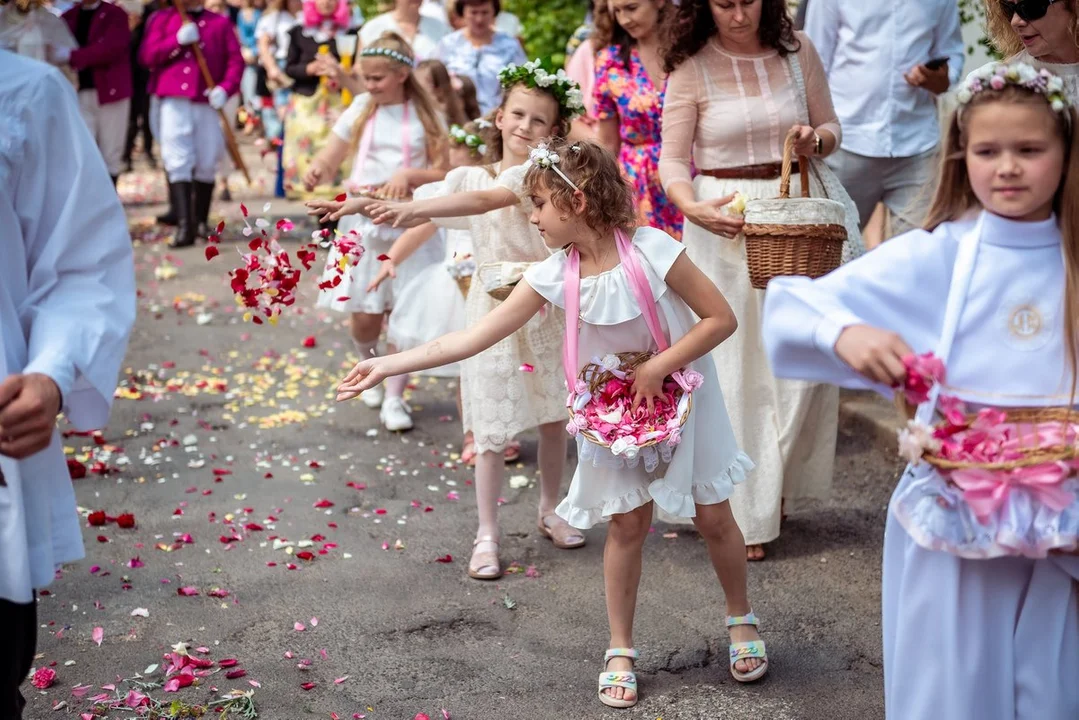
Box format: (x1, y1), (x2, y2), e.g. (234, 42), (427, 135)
(658, 0), (861, 561)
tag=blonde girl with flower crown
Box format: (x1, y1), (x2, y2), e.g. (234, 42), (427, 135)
(304, 32), (448, 433)
(310, 62), (590, 580)
(763, 63), (1079, 718)
(331, 138), (765, 709)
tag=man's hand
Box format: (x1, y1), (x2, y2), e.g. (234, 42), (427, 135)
(0, 374), (62, 460)
(905, 63), (950, 95)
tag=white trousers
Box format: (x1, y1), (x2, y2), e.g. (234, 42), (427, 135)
(77, 89), (130, 177)
(159, 97), (225, 183)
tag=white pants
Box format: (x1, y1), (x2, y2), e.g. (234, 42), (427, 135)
(149, 95), (161, 140)
(159, 97), (225, 183)
(77, 89), (130, 177)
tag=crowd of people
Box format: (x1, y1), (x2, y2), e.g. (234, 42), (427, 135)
(3, 0), (1079, 717)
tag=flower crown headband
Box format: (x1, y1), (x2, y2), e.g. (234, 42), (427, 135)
(449, 124), (487, 157)
(498, 60), (585, 119)
(958, 62), (1071, 115)
(529, 142), (583, 191)
(360, 46), (414, 68)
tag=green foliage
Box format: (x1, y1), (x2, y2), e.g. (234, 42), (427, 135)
(958, 0), (1003, 60)
(353, 0), (589, 69)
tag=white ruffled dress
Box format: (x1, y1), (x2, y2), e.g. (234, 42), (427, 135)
(523, 227), (754, 529)
(315, 95), (443, 314)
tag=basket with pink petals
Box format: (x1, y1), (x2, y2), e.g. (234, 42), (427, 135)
(893, 352), (1079, 557)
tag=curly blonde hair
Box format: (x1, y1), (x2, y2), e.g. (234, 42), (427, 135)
(523, 138), (637, 234)
(983, 0), (1079, 58)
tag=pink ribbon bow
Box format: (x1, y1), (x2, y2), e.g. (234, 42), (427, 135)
(949, 463), (1076, 524)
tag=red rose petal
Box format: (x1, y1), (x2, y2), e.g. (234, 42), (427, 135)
(205, 246), (220, 261)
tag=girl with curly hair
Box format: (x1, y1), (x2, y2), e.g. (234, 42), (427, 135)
(658, 0), (862, 561)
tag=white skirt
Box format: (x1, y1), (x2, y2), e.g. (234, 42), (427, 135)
(387, 262), (468, 376)
(315, 215), (443, 314)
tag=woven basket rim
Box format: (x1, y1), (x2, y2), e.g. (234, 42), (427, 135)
(570, 351), (691, 450)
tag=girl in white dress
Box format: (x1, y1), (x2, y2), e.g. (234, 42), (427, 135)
(311, 64), (589, 580)
(304, 33), (448, 432)
(762, 65), (1079, 718)
(334, 140), (765, 709)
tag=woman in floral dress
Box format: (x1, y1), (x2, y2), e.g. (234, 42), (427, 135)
(592, 0), (682, 238)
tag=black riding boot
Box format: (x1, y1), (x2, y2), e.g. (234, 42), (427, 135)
(167, 180), (196, 248)
(157, 176), (179, 226)
(193, 180), (215, 240)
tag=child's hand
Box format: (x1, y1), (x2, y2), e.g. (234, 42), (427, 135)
(305, 198), (344, 223)
(833, 324), (914, 388)
(630, 359), (667, 413)
(370, 201), (416, 227)
(381, 169), (412, 200)
(306, 196), (375, 222)
(337, 358), (390, 402)
(366, 258), (396, 292)
(303, 163), (324, 192)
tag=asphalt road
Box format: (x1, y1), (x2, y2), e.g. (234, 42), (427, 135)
(25, 175), (902, 720)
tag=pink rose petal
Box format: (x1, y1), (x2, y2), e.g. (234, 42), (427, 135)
(92, 626), (103, 646)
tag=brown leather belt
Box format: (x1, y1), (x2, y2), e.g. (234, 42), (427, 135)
(699, 162), (798, 180)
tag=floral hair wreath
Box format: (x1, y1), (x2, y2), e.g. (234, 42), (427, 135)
(958, 62), (1071, 114)
(449, 124), (487, 157)
(528, 142), (582, 191)
(498, 60), (585, 119)
(360, 46), (415, 68)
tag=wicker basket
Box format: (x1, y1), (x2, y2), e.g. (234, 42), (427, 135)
(896, 395), (1079, 472)
(572, 351), (692, 450)
(478, 261), (532, 302)
(742, 130), (847, 289)
(455, 276), (471, 298)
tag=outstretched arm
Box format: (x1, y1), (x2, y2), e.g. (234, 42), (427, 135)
(336, 282), (547, 400)
(369, 186), (518, 228)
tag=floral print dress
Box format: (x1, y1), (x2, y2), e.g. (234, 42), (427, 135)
(593, 45), (683, 239)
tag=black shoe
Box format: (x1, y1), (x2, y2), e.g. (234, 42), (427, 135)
(167, 180), (196, 248)
(193, 180), (215, 242)
(157, 177), (179, 226)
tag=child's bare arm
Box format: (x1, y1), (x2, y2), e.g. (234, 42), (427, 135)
(303, 135), (351, 191)
(369, 187), (518, 228)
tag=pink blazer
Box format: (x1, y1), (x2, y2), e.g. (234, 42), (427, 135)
(139, 7), (243, 101)
(62, 1), (133, 105)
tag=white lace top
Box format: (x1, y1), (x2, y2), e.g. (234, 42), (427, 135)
(420, 162), (566, 451)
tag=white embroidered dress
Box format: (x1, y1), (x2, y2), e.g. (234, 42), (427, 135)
(659, 33), (863, 543)
(424, 163), (566, 451)
(524, 227), (753, 529)
(315, 94), (443, 314)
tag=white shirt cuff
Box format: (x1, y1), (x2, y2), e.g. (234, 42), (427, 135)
(23, 353), (75, 413)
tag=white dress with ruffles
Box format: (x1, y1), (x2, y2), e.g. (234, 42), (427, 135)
(524, 227), (754, 529)
(315, 95), (443, 314)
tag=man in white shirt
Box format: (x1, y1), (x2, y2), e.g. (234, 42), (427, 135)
(0, 49), (136, 718)
(805, 0), (964, 235)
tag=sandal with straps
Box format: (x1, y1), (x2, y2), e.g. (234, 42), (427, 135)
(726, 611), (769, 683)
(598, 647), (639, 709)
(538, 512), (586, 549)
(467, 536), (502, 581)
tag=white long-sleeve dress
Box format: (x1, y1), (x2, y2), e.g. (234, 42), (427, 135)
(761, 211), (1079, 719)
(0, 53), (136, 603)
(659, 33), (863, 543)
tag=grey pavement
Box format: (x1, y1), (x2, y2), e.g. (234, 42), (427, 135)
(25, 146), (903, 720)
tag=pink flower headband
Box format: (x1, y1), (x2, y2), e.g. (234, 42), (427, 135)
(957, 62), (1070, 114)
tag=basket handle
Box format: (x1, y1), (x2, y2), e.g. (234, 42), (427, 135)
(778, 128), (811, 200)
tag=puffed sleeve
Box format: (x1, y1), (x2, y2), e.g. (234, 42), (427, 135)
(523, 250), (568, 308)
(332, 93), (369, 142)
(632, 226), (686, 279)
(592, 46), (618, 122)
(496, 162), (532, 213)
(17, 69), (136, 431)
(413, 166), (473, 230)
(796, 33), (842, 146)
(658, 57), (698, 191)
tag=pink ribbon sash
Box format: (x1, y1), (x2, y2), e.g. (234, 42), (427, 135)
(949, 463), (1076, 523)
(351, 101), (411, 188)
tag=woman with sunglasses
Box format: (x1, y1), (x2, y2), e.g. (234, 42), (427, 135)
(982, 0), (1078, 101)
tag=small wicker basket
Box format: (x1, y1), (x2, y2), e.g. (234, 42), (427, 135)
(742, 130), (847, 289)
(455, 276), (471, 298)
(478, 262), (532, 302)
(572, 351), (692, 450)
(896, 395), (1079, 472)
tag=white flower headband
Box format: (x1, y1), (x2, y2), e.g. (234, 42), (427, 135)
(528, 143), (582, 191)
(360, 46), (414, 68)
(449, 124), (487, 157)
(499, 60), (585, 119)
(958, 62), (1071, 114)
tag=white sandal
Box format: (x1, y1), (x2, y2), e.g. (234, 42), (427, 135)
(598, 647), (639, 709)
(467, 536), (501, 580)
(727, 611), (769, 682)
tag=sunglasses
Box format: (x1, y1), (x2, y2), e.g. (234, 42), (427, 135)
(999, 0), (1060, 22)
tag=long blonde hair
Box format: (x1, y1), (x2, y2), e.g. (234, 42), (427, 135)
(349, 33), (447, 169)
(416, 59), (468, 126)
(982, 0), (1079, 58)
(925, 84), (1079, 391)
